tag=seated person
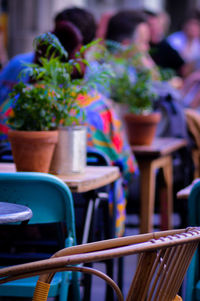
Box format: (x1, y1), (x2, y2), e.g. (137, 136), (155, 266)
(103, 9), (194, 197)
(167, 13), (200, 76)
(144, 10), (186, 78)
(105, 9), (161, 81)
(0, 7), (138, 238)
(168, 14), (200, 63)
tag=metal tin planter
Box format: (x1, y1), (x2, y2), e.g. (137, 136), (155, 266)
(50, 125), (87, 175)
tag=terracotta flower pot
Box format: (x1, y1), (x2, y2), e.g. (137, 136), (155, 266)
(124, 112), (161, 146)
(8, 130), (58, 172)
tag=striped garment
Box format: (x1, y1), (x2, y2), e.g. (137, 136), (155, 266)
(0, 90), (138, 237)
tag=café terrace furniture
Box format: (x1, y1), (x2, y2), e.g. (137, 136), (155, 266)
(132, 137), (187, 234)
(177, 179), (200, 301)
(1, 227), (200, 301)
(0, 202), (32, 224)
(0, 163), (120, 301)
(0, 163), (120, 244)
(58, 157), (121, 300)
(0, 172), (80, 301)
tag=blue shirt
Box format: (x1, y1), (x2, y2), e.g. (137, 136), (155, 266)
(0, 52), (34, 105)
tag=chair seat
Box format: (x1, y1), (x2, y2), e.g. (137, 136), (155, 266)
(0, 272), (67, 297)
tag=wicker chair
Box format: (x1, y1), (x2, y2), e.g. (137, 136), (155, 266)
(0, 227), (200, 301)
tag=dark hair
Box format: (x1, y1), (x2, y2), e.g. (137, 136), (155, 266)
(52, 20), (82, 55)
(55, 7), (96, 45)
(34, 21), (83, 65)
(105, 10), (147, 43)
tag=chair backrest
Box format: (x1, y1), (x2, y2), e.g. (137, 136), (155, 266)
(0, 227), (199, 301)
(0, 172), (75, 228)
(0, 172), (77, 262)
(0, 143), (13, 162)
(87, 147), (111, 166)
(187, 180), (200, 226)
(185, 181), (200, 301)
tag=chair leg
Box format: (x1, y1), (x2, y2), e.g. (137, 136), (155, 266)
(118, 257), (124, 291)
(105, 259), (114, 301)
(83, 264), (92, 301)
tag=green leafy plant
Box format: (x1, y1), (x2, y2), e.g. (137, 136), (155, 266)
(91, 41), (158, 114)
(8, 33), (110, 131)
(111, 68), (158, 114)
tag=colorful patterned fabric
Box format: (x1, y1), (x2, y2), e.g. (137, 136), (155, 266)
(78, 91), (137, 180)
(0, 97), (12, 143)
(0, 90), (138, 237)
(78, 91), (138, 236)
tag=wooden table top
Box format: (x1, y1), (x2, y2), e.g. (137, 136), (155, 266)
(0, 202), (33, 224)
(0, 163), (120, 193)
(132, 137), (187, 157)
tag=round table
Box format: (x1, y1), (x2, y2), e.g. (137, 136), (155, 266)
(0, 202), (33, 224)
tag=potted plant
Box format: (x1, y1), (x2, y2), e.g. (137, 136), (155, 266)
(99, 42), (161, 145)
(7, 81), (60, 173)
(6, 34), (82, 172)
(113, 68), (160, 145)
(7, 33), (110, 173)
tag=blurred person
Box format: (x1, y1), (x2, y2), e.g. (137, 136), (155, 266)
(158, 11), (171, 36)
(1, 7), (138, 237)
(106, 10), (196, 201)
(167, 14), (200, 108)
(106, 10), (150, 51)
(168, 14), (200, 63)
(144, 10), (186, 78)
(47, 8), (139, 237)
(105, 10), (160, 80)
(0, 7), (97, 106)
(54, 7), (96, 46)
(0, 52), (34, 105)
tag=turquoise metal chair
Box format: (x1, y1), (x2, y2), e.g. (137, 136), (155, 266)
(185, 181), (200, 301)
(0, 172), (80, 301)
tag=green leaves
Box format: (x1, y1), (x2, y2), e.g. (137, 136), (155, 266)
(110, 67), (158, 114)
(93, 41), (158, 114)
(33, 32), (69, 60)
(7, 33), (110, 131)
(8, 83), (59, 130)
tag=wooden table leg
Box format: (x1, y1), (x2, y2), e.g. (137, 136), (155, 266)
(138, 159), (156, 234)
(138, 156), (173, 234)
(158, 156), (173, 230)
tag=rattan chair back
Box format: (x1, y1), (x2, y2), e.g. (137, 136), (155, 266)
(0, 227), (199, 301)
